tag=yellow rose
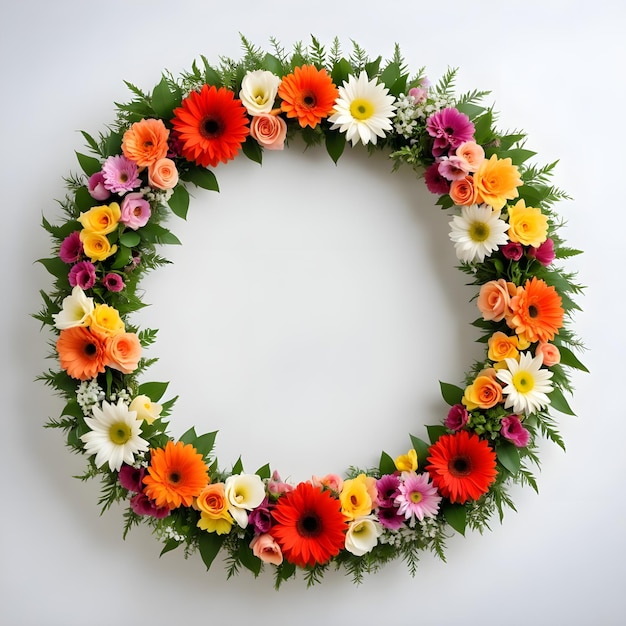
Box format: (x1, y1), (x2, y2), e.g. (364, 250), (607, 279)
(487, 331), (519, 362)
(129, 395), (162, 425)
(197, 510), (233, 535)
(340, 474), (376, 520)
(89, 303), (125, 337)
(78, 202), (121, 235)
(80, 231), (118, 261)
(395, 449), (418, 472)
(507, 199), (548, 247)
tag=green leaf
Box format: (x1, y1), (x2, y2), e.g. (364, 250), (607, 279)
(182, 166), (219, 192)
(238, 540), (262, 576)
(119, 231), (141, 248)
(140, 222), (181, 245)
(193, 431), (218, 458)
(75, 186), (93, 212)
(426, 424), (447, 444)
(409, 434), (431, 469)
(197, 531), (225, 570)
(105, 131), (123, 157)
(455, 102), (485, 120)
(262, 53), (283, 75)
(378, 62), (401, 90)
(379, 451), (396, 475)
(548, 387), (576, 416)
(472, 111), (494, 145)
(364, 56), (381, 78)
(110, 245), (132, 270)
(242, 136), (263, 164)
(179, 426), (197, 445)
(557, 345), (589, 372)
(36, 256), (68, 278)
(75, 152), (101, 176)
(256, 463), (271, 480)
(159, 539), (182, 557)
(325, 130), (345, 164)
(500, 148), (536, 166)
(231, 456), (244, 475)
(151, 76), (181, 118)
(167, 184), (189, 220)
(331, 58), (352, 86)
(498, 133), (526, 151)
(137, 381), (169, 402)
(497, 442), (521, 475)
(389, 74), (408, 98)
(439, 381), (464, 406)
(443, 503), (467, 535)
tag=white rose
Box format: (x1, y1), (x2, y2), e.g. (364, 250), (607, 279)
(344, 516), (383, 556)
(239, 70), (281, 115)
(224, 473), (266, 528)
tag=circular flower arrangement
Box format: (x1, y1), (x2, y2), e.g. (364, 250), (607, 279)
(36, 37), (586, 586)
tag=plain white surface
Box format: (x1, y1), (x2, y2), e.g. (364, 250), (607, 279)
(3, 1), (624, 624)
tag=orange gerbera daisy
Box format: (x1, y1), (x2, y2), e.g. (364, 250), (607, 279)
(271, 482), (347, 568)
(278, 65), (338, 128)
(426, 431), (497, 504)
(122, 118), (170, 167)
(56, 326), (107, 380)
(171, 85), (249, 168)
(509, 277), (564, 343)
(143, 441), (209, 510)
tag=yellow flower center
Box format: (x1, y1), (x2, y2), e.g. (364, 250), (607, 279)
(109, 421), (132, 445)
(349, 98), (374, 120)
(469, 221), (490, 242)
(410, 491), (423, 504)
(512, 370), (535, 394)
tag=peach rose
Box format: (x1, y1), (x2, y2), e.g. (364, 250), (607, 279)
(250, 113), (287, 150)
(487, 331), (519, 362)
(462, 371), (503, 410)
(535, 341), (561, 367)
(148, 158), (179, 190)
(250, 533), (283, 566)
(477, 278), (517, 322)
(455, 141), (485, 172)
(449, 175), (477, 206)
(105, 332), (141, 374)
(311, 473), (344, 493)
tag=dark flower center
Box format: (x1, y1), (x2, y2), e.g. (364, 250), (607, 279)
(83, 342), (97, 356)
(445, 126), (454, 135)
(449, 455), (472, 476)
(528, 304), (538, 318)
(168, 472), (181, 484)
(200, 117), (223, 138)
(297, 512), (322, 537)
(302, 92), (316, 108)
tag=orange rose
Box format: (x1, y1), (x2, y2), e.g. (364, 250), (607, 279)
(449, 175), (478, 206)
(477, 278), (517, 322)
(473, 154), (523, 210)
(122, 118), (169, 167)
(148, 158), (179, 189)
(462, 370), (503, 410)
(535, 341), (561, 367)
(105, 332), (141, 374)
(196, 483), (229, 518)
(487, 331), (519, 362)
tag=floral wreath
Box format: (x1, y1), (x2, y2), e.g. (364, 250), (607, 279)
(36, 37), (586, 587)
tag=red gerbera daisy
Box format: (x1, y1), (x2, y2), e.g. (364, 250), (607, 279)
(426, 431), (497, 504)
(278, 65), (338, 128)
(271, 482), (347, 568)
(171, 84), (249, 168)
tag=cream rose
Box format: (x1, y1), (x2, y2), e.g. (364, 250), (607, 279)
(53, 286), (94, 330)
(129, 394), (162, 424)
(148, 158), (179, 190)
(250, 113), (287, 150)
(239, 69), (281, 115)
(344, 516), (383, 556)
(224, 473), (266, 528)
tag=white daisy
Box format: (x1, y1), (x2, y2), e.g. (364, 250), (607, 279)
(328, 71), (396, 145)
(53, 285), (94, 330)
(448, 204), (509, 263)
(496, 352), (554, 414)
(80, 399), (149, 471)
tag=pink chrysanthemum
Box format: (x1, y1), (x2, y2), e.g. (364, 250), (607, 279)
(427, 107), (475, 156)
(376, 474), (401, 508)
(101, 155), (141, 194)
(394, 472), (442, 521)
(377, 505), (405, 530)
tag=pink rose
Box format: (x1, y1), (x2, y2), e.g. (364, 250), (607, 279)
(535, 341), (561, 367)
(500, 415), (530, 448)
(477, 279), (517, 323)
(311, 473), (344, 493)
(250, 533), (283, 565)
(250, 114), (287, 150)
(148, 158), (179, 190)
(120, 192), (151, 230)
(88, 172), (111, 201)
(267, 470), (294, 496)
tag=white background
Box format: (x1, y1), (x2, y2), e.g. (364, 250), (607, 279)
(2, 1), (624, 624)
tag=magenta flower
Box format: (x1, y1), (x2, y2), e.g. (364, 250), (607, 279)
(394, 472), (442, 521)
(59, 231), (83, 263)
(427, 107), (475, 156)
(102, 272), (125, 292)
(377, 505), (405, 530)
(376, 474), (401, 508)
(101, 155), (141, 194)
(248, 497), (273, 534)
(119, 464), (146, 492)
(500, 415), (530, 447)
(88, 171), (111, 201)
(130, 493), (170, 519)
(501, 242), (523, 261)
(444, 404), (469, 431)
(437, 156), (470, 181)
(120, 192), (151, 230)
(424, 162), (451, 195)
(529, 238), (555, 266)
(68, 260), (97, 289)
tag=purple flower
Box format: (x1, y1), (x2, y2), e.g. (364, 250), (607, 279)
(444, 404), (469, 431)
(101, 155), (141, 194)
(248, 497), (273, 534)
(120, 192), (151, 230)
(377, 505), (405, 530)
(59, 231), (83, 263)
(376, 474), (401, 508)
(501, 242), (524, 261)
(500, 415), (530, 448)
(88, 172), (111, 201)
(102, 272), (125, 292)
(118, 464), (146, 493)
(423, 162), (451, 195)
(427, 107), (475, 156)
(529, 238), (555, 266)
(437, 156), (470, 181)
(68, 260), (97, 289)
(130, 493), (170, 519)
